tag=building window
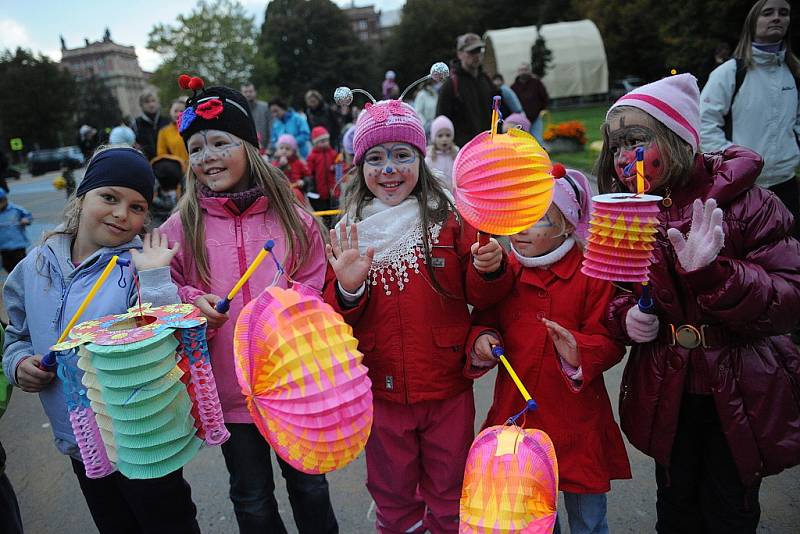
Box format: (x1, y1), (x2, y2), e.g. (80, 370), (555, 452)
(356, 19), (368, 31)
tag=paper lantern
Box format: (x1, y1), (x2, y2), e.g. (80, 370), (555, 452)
(460, 425), (558, 533)
(452, 128), (554, 235)
(581, 193), (662, 283)
(52, 303), (229, 479)
(233, 286), (372, 474)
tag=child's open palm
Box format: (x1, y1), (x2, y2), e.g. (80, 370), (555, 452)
(327, 223), (375, 293)
(130, 228), (180, 271)
(543, 318), (579, 367)
(667, 198), (725, 272)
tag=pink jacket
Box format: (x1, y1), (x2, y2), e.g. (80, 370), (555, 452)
(160, 195), (327, 423)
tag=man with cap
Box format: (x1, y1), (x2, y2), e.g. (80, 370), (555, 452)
(436, 32), (500, 147)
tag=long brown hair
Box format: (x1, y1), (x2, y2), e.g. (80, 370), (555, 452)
(177, 141), (314, 286)
(341, 149), (458, 296)
(734, 0), (800, 78)
(594, 106), (695, 195)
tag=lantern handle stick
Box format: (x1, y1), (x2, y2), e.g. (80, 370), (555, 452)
(216, 240), (275, 313)
(638, 281), (656, 314)
(490, 95), (501, 139)
(491, 345), (532, 402)
(635, 147), (645, 195)
(41, 255), (121, 370)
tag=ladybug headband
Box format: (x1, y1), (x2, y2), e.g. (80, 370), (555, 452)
(176, 74), (258, 148)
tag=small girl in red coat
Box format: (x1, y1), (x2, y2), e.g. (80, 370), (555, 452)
(306, 126), (340, 218)
(323, 86), (513, 534)
(469, 169), (631, 534)
(271, 133), (309, 204)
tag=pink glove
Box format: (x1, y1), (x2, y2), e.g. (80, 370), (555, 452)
(625, 306), (659, 343)
(667, 198), (725, 272)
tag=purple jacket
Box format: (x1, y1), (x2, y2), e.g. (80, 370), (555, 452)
(606, 146), (800, 486)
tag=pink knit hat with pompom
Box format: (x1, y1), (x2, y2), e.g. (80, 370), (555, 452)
(552, 168), (592, 241)
(353, 100), (427, 164)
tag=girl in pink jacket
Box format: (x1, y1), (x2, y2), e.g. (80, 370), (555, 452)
(159, 80), (337, 534)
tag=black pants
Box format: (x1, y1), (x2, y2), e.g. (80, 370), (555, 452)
(0, 472), (23, 534)
(769, 177), (800, 241)
(71, 458), (200, 534)
(655, 395), (761, 534)
(220, 423), (338, 534)
(1, 248), (26, 275)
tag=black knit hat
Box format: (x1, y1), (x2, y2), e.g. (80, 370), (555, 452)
(177, 74), (259, 148)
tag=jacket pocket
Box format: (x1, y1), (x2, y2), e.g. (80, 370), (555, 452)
(432, 325), (469, 354)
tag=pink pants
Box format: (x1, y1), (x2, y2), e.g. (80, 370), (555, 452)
(365, 389), (475, 534)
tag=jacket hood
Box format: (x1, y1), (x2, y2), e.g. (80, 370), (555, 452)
(42, 231), (142, 278)
(699, 145), (764, 208)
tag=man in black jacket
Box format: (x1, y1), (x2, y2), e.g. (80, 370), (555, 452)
(132, 91), (169, 161)
(436, 33), (499, 147)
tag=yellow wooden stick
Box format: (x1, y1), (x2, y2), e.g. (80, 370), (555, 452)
(216, 241), (275, 313)
(636, 158), (645, 195)
(57, 255), (119, 344)
(491, 345), (532, 401)
(313, 209), (343, 217)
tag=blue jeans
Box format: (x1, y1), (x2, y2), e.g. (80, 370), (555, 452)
(220, 423), (338, 534)
(553, 492), (609, 534)
(531, 117), (545, 144)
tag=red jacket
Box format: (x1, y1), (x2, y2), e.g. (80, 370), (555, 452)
(467, 246), (631, 493)
(606, 146), (800, 485)
(306, 146), (339, 200)
(323, 212), (514, 404)
(272, 155), (308, 203)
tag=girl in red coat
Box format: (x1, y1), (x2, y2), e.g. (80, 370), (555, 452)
(469, 169), (631, 534)
(306, 126), (340, 225)
(323, 91), (513, 533)
(271, 133), (309, 205)
(598, 73), (800, 532)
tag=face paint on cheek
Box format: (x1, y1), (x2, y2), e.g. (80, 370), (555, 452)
(533, 214), (555, 228)
(642, 145), (663, 185)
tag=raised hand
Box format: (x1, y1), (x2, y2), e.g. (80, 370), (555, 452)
(130, 228), (180, 271)
(542, 318), (579, 367)
(667, 198), (725, 272)
(326, 224), (375, 293)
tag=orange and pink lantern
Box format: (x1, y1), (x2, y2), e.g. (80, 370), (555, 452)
(233, 286), (373, 474)
(460, 425), (558, 533)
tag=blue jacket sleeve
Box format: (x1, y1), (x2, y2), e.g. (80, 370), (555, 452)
(2, 258), (33, 387)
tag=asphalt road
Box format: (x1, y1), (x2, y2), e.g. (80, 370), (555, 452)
(1, 171), (798, 533)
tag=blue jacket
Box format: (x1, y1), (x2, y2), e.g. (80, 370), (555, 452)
(0, 202), (32, 251)
(271, 109), (311, 158)
(2, 233), (179, 457)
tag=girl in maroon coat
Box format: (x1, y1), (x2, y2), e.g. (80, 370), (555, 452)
(323, 94), (513, 533)
(469, 169), (631, 534)
(598, 73), (800, 533)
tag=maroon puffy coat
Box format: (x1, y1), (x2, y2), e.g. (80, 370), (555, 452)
(606, 146), (800, 486)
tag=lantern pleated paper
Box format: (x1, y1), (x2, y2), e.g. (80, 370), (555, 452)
(452, 128), (555, 235)
(233, 286), (372, 474)
(460, 425), (558, 533)
(581, 193), (662, 282)
(52, 303), (229, 479)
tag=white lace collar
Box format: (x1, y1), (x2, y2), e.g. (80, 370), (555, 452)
(512, 236), (575, 269)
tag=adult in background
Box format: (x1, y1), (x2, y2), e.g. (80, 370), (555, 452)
(512, 62), (549, 143)
(492, 73), (523, 115)
(270, 98), (311, 158)
(241, 82), (271, 152)
(413, 79), (439, 139)
(305, 90), (341, 151)
(700, 0), (799, 239)
(436, 33), (499, 147)
(156, 99), (189, 165)
(132, 91), (169, 161)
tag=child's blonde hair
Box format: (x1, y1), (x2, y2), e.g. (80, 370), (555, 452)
(177, 141), (314, 286)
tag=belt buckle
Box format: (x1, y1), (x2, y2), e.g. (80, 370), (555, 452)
(674, 324), (703, 349)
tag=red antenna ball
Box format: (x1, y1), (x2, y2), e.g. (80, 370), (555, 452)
(188, 77), (205, 90)
(178, 74), (191, 89)
(551, 163), (567, 178)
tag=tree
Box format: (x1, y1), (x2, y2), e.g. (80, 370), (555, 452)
(530, 30), (553, 78)
(256, 0), (374, 108)
(0, 48), (77, 149)
(76, 73), (122, 130)
(147, 0), (257, 104)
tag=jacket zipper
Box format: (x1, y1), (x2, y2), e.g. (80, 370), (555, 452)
(235, 216), (251, 304)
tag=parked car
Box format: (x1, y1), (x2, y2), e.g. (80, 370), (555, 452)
(609, 76), (646, 101)
(28, 146), (84, 176)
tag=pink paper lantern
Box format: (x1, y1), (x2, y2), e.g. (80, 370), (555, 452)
(581, 193), (662, 283)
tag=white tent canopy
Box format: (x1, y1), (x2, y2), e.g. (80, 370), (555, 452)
(483, 20), (608, 99)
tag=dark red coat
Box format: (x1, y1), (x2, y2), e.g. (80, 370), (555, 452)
(467, 246), (631, 493)
(606, 146), (800, 486)
(323, 213), (514, 404)
(306, 146), (339, 200)
(511, 76), (549, 122)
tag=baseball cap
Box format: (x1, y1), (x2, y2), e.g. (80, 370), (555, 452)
(457, 33), (485, 52)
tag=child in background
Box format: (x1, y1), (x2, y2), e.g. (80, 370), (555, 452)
(469, 169), (631, 534)
(382, 70), (399, 99)
(156, 99), (190, 165)
(306, 126), (340, 220)
(598, 73), (800, 532)
(0, 323), (23, 534)
(150, 154), (185, 226)
(2, 146), (198, 533)
(272, 133), (310, 205)
(0, 189), (32, 275)
(424, 115), (459, 190)
(503, 112), (532, 134)
(324, 90), (513, 534)
(160, 81), (337, 534)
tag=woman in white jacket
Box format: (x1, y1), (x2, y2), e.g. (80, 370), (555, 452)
(700, 0), (800, 238)
(413, 80), (439, 140)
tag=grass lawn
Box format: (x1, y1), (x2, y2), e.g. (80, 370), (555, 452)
(544, 104), (609, 173)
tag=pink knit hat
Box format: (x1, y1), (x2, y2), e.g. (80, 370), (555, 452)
(552, 168), (592, 241)
(353, 100), (427, 164)
(504, 113), (531, 132)
(608, 73), (700, 154)
(276, 133), (298, 151)
(429, 115), (454, 138)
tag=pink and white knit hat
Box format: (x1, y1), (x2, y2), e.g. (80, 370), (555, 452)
(276, 134), (298, 151)
(352, 100), (427, 164)
(552, 167), (592, 241)
(608, 73), (700, 154)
